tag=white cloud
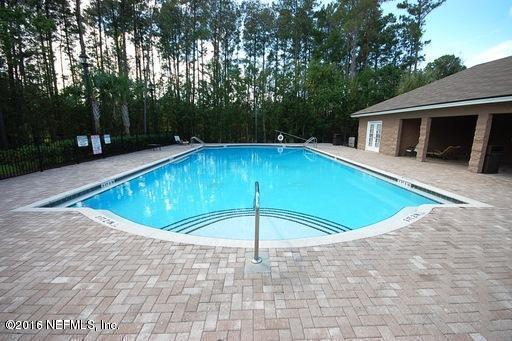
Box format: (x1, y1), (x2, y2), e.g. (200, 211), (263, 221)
(465, 40), (512, 67)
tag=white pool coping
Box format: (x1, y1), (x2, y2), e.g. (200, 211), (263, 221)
(16, 144), (491, 248)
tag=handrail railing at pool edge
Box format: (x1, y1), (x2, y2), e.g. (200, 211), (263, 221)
(252, 181), (262, 264)
(275, 130), (307, 142)
(190, 136), (205, 146)
(304, 136), (318, 148)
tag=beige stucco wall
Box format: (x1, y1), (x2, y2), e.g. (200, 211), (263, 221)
(355, 102), (512, 172)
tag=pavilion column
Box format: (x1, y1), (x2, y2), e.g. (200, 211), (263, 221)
(468, 113), (492, 173)
(394, 119), (403, 156)
(416, 117), (431, 162)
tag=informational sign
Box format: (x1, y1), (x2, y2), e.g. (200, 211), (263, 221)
(91, 135), (102, 155)
(104, 134), (111, 144)
(76, 135), (88, 147)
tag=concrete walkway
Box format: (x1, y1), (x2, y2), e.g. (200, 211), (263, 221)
(0, 144), (510, 340)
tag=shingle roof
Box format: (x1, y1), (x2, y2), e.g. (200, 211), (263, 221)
(351, 56), (512, 117)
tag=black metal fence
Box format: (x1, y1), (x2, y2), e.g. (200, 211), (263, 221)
(0, 133), (176, 180)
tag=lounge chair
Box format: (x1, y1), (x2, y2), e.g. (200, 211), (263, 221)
(404, 144), (417, 156)
(426, 145), (461, 159)
(174, 135), (189, 145)
(147, 143), (161, 150)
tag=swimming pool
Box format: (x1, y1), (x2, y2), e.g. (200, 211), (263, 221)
(67, 146), (440, 240)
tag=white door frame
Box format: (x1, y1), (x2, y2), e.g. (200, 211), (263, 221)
(365, 121), (382, 152)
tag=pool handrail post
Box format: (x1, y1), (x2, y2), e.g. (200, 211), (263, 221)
(304, 136), (317, 148)
(252, 181), (262, 264)
(190, 136), (205, 146)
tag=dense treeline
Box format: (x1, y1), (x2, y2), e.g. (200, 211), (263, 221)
(0, 0), (464, 147)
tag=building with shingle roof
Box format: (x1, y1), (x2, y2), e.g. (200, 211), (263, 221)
(351, 56), (512, 173)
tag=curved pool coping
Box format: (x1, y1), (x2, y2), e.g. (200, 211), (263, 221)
(16, 144), (491, 248)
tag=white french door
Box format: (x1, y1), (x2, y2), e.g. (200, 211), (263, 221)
(365, 121), (382, 152)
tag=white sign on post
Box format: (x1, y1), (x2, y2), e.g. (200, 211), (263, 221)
(76, 135), (88, 147)
(91, 135), (102, 155)
(104, 134), (111, 144)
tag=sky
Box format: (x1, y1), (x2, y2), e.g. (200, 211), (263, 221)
(381, 0), (512, 67)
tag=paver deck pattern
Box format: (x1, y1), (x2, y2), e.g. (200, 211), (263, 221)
(0, 144), (511, 340)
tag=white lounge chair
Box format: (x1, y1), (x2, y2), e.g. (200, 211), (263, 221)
(174, 135), (189, 145)
(405, 144), (417, 156)
(427, 145), (461, 159)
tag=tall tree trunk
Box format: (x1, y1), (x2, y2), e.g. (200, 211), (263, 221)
(111, 6), (122, 74)
(150, 39), (157, 133)
(121, 102), (130, 135)
(91, 30), (100, 69)
(0, 110), (7, 148)
(166, 54), (173, 95)
(96, 0), (104, 71)
(274, 35), (279, 101)
(414, 48), (419, 71)
(253, 38), (257, 143)
(132, 2), (140, 81)
(185, 45), (190, 104)
(57, 29), (67, 133)
(192, 0), (197, 104)
(62, 3), (77, 83)
(348, 31), (357, 79)
(76, 0), (100, 133)
(200, 39), (205, 104)
(175, 39), (180, 101)
(121, 47), (130, 134)
(37, 30), (52, 97)
(262, 40), (266, 142)
(45, 0), (58, 96)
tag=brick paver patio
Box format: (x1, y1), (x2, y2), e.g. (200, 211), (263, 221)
(0, 144), (511, 340)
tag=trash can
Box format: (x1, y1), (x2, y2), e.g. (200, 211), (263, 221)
(482, 145), (504, 174)
(348, 137), (356, 148)
(332, 134), (343, 145)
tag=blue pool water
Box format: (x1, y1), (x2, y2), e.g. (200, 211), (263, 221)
(72, 146), (438, 240)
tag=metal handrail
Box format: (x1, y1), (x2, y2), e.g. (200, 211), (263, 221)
(190, 136), (205, 146)
(275, 130), (307, 142)
(304, 136), (318, 148)
(252, 181), (262, 264)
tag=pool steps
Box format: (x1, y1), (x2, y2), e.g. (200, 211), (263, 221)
(161, 207), (351, 235)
